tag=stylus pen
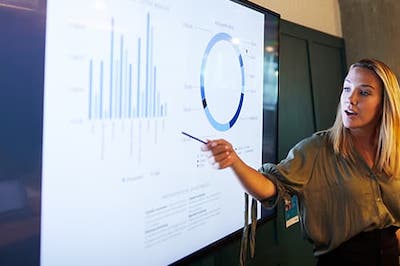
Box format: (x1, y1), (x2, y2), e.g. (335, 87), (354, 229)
(181, 131), (207, 144)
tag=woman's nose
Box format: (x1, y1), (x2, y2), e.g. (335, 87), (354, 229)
(346, 90), (357, 105)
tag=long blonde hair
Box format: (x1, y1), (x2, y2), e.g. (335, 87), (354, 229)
(329, 58), (400, 177)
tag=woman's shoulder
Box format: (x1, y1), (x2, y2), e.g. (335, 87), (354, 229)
(293, 130), (331, 151)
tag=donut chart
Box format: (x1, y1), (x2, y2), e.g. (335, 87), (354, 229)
(200, 32), (245, 131)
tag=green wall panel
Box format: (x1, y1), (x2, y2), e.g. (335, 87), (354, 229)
(278, 34), (315, 160)
(309, 43), (346, 130)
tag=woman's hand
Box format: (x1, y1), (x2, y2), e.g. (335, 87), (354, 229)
(201, 138), (277, 200)
(202, 139), (240, 169)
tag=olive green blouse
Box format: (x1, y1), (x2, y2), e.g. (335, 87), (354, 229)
(259, 131), (400, 256)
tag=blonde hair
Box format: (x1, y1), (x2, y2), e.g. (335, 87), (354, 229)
(329, 58), (400, 178)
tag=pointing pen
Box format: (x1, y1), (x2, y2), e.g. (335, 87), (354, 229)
(181, 131), (207, 144)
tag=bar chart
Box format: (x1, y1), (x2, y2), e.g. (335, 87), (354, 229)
(79, 10), (174, 163)
(88, 14), (167, 121)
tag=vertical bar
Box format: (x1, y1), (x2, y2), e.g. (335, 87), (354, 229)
(114, 62), (119, 118)
(129, 63), (132, 119)
(95, 94), (98, 119)
(157, 92), (160, 117)
(141, 91), (145, 117)
(100, 61), (104, 119)
(145, 13), (150, 117)
(137, 38), (141, 118)
(124, 50), (128, 118)
(109, 17), (114, 119)
(153, 66), (156, 117)
(119, 35), (124, 118)
(149, 26), (154, 117)
(89, 59), (93, 120)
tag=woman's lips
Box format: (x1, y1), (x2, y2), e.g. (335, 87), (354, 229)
(344, 109), (358, 117)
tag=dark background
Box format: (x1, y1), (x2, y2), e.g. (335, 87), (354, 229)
(0, 2), (46, 266)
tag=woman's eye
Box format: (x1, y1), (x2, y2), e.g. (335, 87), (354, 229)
(360, 90), (370, 96)
(343, 87), (350, 92)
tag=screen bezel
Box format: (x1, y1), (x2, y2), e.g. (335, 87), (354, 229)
(0, 0), (279, 265)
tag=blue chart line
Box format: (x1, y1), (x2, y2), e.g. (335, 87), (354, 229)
(88, 13), (167, 121)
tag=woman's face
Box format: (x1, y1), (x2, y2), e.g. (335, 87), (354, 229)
(341, 66), (383, 135)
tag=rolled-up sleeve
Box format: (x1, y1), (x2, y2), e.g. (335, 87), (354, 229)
(258, 135), (322, 208)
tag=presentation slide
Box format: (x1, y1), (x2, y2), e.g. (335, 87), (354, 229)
(40, 0), (264, 265)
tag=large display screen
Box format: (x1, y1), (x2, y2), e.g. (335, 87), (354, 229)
(0, 0), (279, 265)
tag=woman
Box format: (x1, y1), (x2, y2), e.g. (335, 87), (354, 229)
(203, 59), (400, 265)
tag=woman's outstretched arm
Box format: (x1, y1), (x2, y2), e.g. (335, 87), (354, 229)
(204, 139), (276, 200)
